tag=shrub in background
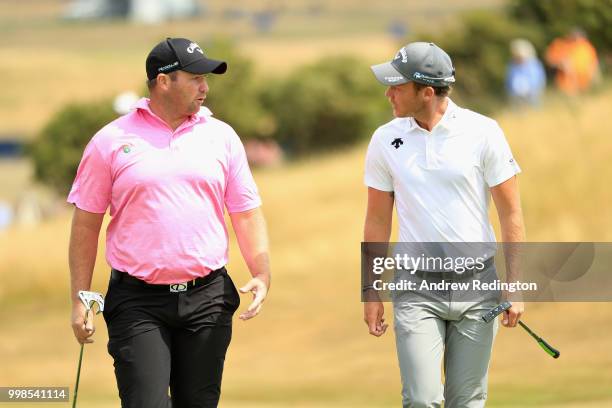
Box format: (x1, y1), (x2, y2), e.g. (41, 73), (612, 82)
(197, 39), (271, 140)
(29, 100), (116, 195)
(263, 56), (389, 156)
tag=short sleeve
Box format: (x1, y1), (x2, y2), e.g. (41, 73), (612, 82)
(224, 133), (262, 213)
(66, 139), (112, 213)
(483, 123), (522, 187)
(364, 133), (394, 192)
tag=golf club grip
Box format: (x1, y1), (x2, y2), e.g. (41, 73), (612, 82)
(537, 339), (560, 359)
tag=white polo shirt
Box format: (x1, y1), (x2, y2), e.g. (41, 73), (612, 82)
(364, 99), (521, 244)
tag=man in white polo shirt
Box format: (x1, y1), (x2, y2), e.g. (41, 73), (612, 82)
(363, 42), (525, 407)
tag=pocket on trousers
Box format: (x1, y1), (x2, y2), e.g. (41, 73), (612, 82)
(102, 277), (116, 323)
(107, 337), (134, 364)
(223, 272), (241, 313)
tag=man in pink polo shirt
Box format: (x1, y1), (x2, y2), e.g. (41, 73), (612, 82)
(69, 37), (271, 407)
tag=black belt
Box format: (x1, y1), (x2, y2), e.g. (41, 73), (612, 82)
(111, 267), (226, 292)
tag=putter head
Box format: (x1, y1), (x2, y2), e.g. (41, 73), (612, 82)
(481, 301), (512, 323)
(78, 291), (105, 313)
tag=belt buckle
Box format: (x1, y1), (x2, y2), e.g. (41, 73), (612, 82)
(169, 282), (188, 293)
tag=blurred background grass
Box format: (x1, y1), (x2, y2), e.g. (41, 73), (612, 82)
(1, 0), (611, 407)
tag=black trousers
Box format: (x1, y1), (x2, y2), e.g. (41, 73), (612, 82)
(102, 268), (240, 408)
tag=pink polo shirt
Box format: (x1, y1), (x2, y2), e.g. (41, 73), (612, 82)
(67, 98), (261, 284)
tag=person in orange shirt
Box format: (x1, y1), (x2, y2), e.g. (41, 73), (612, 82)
(545, 29), (600, 95)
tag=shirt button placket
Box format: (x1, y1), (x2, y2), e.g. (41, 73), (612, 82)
(169, 131), (178, 152)
(425, 134), (433, 169)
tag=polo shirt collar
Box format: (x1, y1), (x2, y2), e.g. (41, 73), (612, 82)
(133, 97), (210, 128)
(436, 98), (458, 131)
(405, 98), (458, 134)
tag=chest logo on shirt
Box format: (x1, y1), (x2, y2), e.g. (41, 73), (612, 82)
(391, 138), (404, 149)
(121, 144), (133, 154)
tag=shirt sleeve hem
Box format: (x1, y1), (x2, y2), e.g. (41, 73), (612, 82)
(486, 168), (522, 188)
(67, 200), (108, 214)
(226, 199), (262, 214)
(364, 179), (394, 192)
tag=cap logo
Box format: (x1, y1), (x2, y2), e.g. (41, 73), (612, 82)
(394, 48), (409, 63)
(186, 42), (204, 55)
(413, 72), (436, 84)
(385, 76), (405, 83)
(158, 61), (179, 72)
(412, 71), (455, 84)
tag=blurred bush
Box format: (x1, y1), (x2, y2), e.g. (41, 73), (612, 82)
(29, 100), (116, 195)
(199, 39), (271, 140)
(263, 56), (388, 156)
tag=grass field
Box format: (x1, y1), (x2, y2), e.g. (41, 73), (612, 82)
(1, 87), (612, 406)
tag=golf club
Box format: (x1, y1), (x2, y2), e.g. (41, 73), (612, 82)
(73, 291), (105, 408)
(482, 301), (560, 359)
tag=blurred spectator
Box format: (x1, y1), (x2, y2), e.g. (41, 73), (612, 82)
(65, 0), (200, 23)
(113, 91), (139, 115)
(0, 201), (13, 231)
(545, 29), (600, 95)
(387, 20), (409, 41)
(506, 38), (546, 107)
(253, 9), (278, 33)
(222, 7), (247, 20)
(15, 192), (42, 228)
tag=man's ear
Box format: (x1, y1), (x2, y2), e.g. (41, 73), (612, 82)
(422, 86), (435, 101)
(156, 74), (171, 91)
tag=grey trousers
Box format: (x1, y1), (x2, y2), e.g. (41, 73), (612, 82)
(392, 266), (500, 408)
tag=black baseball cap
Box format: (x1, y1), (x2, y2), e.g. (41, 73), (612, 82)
(146, 37), (227, 81)
(371, 42), (455, 87)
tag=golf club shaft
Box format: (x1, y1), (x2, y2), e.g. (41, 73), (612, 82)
(518, 320), (560, 359)
(72, 343), (84, 408)
(72, 308), (91, 408)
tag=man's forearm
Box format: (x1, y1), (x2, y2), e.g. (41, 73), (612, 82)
(363, 216), (393, 296)
(499, 210), (525, 283)
(230, 208), (271, 285)
(69, 211), (103, 303)
(499, 210), (525, 243)
(364, 197), (393, 245)
(364, 218), (392, 243)
(363, 189), (394, 293)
